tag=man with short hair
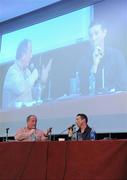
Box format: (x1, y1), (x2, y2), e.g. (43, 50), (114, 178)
(78, 22), (127, 95)
(76, 113), (94, 140)
(68, 113), (95, 140)
(15, 115), (51, 141)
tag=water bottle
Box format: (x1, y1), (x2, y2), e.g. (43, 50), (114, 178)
(75, 71), (80, 94)
(34, 80), (43, 104)
(37, 82), (42, 102)
(71, 126), (77, 141)
(89, 72), (96, 95)
(77, 132), (83, 141)
(69, 78), (77, 95)
(90, 127), (96, 140)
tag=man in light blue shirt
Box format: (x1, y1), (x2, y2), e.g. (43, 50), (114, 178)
(2, 39), (38, 109)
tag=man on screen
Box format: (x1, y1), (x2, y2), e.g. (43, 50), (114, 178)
(78, 21), (127, 95)
(2, 39), (52, 109)
(15, 115), (51, 141)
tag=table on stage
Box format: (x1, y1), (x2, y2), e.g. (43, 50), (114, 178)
(0, 140), (127, 180)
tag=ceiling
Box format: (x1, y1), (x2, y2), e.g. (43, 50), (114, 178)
(0, 0), (61, 23)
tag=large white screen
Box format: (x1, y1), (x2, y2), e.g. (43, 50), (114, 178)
(0, 0), (127, 136)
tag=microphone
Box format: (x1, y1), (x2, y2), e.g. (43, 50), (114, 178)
(5, 128), (10, 142)
(95, 46), (103, 58)
(60, 124), (76, 134)
(31, 127), (36, 141)
(29, 63), (35, 72)
(48, 127), (52, 133)
(48, 127), (52, 141)
(68, 124), (77, 139)
(6, 128), (9, 132)
(68, 124), (76, 129)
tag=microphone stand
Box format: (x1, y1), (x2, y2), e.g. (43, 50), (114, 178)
(60, 128), (68, 134)
(5, 128), (9, 142)
(47, 80), (52, 101)
(48, 130), (52, 141)
(47, 127), (52, 141)
(53, 134), (55, 141)
(60, 124), (76, 134)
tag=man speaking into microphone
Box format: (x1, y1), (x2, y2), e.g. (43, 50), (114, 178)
(78, 21), (127, 95)
(15, 115), (51, 141)
(89, 21), (127, 94)
(68, 113), (95, 140)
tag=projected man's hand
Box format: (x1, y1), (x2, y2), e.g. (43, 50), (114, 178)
(32, 68), (39, 82)
(91, 47), (103, 73)
(41, 58), (53, 83)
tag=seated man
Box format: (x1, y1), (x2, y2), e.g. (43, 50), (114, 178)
(15, 115), (51, 141)
(68, 113), (96, 140)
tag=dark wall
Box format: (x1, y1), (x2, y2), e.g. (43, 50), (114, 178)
(0, 0), (103, 34)
(94, 0), (127, 60)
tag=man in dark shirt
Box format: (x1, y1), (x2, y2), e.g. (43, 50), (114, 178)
(76, 113), (95, 140)
(89, 22), (127, 94)
(78, 22), (127, 95)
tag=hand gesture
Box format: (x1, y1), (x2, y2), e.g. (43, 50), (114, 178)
(47, 127), (52, 134)
(32, 68), (39, 82)
(92, 47), (103, 73)
(41, 58), (53, 83)
(44, 127), (52, 137)
(67, 128), (73, 137)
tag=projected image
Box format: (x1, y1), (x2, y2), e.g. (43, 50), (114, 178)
(0, 7), (91, 110)
(2, 39), (52, 109)
(78, 22), (127, 96)
(0, 0), (127, 111)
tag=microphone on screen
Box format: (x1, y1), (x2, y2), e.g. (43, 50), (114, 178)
(29, 63), (35, 72)
(95, 46), (104, 58)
